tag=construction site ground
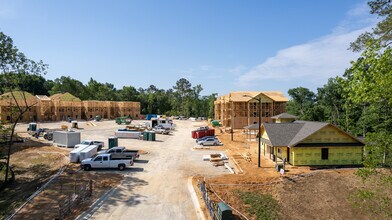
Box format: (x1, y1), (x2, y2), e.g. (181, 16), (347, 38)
(196, 128), (392, 220)
(2, 120), (391, 220)
(1, 119), (233, 219)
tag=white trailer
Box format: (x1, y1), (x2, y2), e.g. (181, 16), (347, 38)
(69, 145), (89, 163)
(53, 131), (81, 148)
(115, 131), (141, 139)
(79, 145), (99, 161)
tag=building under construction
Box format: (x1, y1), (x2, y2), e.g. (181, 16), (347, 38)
(214, 91), (288, 129)
(0, 91), (140, 122)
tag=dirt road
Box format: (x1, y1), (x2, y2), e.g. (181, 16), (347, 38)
(75, 120), (230, 220)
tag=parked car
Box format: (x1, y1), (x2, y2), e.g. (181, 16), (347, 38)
(75, 140), (104, 151)
(81, 154), (134, 171)
(98, 146), (140, 159)
(196, 126), (209, 131)
(196, 136), (217, 143)
(29, 128), (49, 138)
(153, 125), (170, 134)
(198, 137), (220, 146)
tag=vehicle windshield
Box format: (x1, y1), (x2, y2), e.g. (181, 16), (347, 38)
(81, 141), (90, 145)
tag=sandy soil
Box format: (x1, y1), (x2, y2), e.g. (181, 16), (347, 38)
(9, 119), (232, 220)
(83, 120), (231, 220)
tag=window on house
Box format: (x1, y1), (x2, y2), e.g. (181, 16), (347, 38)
(321, 148), (329, 160)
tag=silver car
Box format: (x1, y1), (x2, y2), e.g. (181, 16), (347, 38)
(198, 137), (220, 146)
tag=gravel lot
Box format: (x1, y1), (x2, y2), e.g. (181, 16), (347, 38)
(16, 119), (230, 219)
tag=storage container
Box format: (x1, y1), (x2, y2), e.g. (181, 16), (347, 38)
(53, 131), (81, 148)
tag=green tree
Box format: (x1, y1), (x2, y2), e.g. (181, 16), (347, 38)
(118, 86), (139, 101)
(49, 76), (88, 99)
(350, 0), (392, 51)
(0, 73), (49, 95)
(287, 87), (316, 120)
(316, 78), (346, 125)
(85, 78), (118, 101)
(0, 32), (47, 185)
(172, 78), (192, 117)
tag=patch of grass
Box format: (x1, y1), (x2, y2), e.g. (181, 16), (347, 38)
(236, 190), (279, 220)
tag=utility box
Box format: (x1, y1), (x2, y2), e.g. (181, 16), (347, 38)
(216, 202), (233, 220)
(53, 131), (81, 148)
(28, 122), (37, 132)
(108, 136), (118, 149)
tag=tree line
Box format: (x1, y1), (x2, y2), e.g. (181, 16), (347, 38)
(286, 1), (392, 216)
(0, 72), (216, 118)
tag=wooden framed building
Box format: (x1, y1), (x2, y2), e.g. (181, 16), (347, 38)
(0, 91), (140, 122)
(214, 91), (288, 129)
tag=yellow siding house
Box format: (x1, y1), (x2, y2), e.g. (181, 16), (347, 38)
(260, 116), (364, 166)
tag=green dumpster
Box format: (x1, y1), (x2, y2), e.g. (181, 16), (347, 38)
(148, 132), (156, 141)
(216, 202), (233, 220)
(108, 136), (118, 149)
(143, 132), (149, 141)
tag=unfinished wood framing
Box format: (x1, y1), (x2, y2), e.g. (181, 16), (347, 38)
(214, 91), (288, 129)
(0, 91), (140, 122)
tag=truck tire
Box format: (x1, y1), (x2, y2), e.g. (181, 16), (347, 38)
(118, 164), (125, 171)
(84, 165), (91, 171)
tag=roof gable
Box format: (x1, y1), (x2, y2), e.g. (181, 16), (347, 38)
(216, 91), (288, 102)
(50, 93), (81, 102)
(262, 123), (304, 146)
(271, 113), (297, 119)
(262, 121), (364, 147)
(300, 125), (360, 144)
(0, 91), (34, 100)
(288, 121), (328, 146)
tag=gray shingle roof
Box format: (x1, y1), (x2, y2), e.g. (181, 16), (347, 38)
(263, 123), (304, 146)
(271, 113), (297, 119)
(262, 121), (329, 147)
(289, 121), (328, 146)
(243, 123), (260, 130)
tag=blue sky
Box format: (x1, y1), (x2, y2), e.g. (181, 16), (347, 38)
(0, 0), (377, 96)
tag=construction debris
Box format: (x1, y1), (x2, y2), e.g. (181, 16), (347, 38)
(213, 161), (225, 166)
(241, 152), (251, 162)
(194, 145), (210, 150)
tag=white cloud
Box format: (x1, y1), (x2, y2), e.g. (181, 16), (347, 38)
(237, 3), (377, 88)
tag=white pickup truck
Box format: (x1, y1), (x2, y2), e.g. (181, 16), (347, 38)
(153, 125), (170, 135)
(75, 140), (104, 151)
(81, 154), (134, 171)
(98, 146), (140, 160)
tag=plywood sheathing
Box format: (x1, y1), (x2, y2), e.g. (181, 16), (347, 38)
(214, 91), (288, 129)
